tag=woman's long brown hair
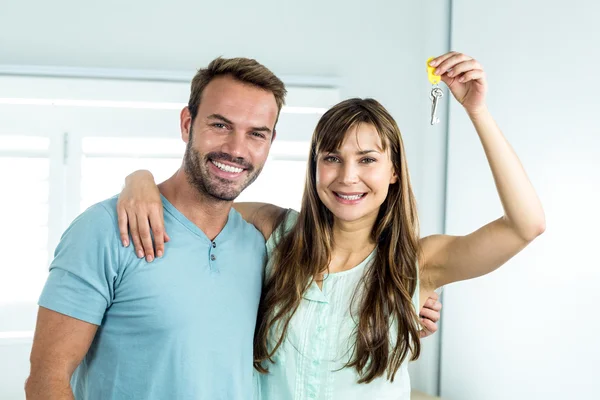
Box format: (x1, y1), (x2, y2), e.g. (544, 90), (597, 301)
(254, 98), (422, 383)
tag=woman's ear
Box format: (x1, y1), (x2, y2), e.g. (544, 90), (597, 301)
(390, 170), (399, 184)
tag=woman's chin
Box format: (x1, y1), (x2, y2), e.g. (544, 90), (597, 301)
(320, 195), (381, 225)
(330, 208), (376, 225)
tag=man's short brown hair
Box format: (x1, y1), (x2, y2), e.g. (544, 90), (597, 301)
(188, 57), (287, 123)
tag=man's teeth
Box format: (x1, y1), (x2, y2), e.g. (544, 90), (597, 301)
(337, 193), (364, 200)
(212, 160), (243, 173)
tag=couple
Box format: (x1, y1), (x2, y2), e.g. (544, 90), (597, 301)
(26, 52), (544, 399)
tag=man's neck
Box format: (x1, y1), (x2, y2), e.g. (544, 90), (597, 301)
(159, 170), (232, 241)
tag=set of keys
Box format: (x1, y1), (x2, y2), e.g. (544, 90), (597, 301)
(426, 57), (444, 125)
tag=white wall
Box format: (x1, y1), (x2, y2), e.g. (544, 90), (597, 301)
(0, 0), (449, 398)
(440, 1), (600, 399)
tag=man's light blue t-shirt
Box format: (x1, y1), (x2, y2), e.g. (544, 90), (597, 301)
(39, 195), (266, 400)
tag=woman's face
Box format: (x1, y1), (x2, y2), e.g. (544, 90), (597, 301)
(316, 123), (397, 225)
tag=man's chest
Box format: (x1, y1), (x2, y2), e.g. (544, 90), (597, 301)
(107, 246), (264, 333)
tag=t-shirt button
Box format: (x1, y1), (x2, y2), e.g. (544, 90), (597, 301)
(212, 242), (216, 248)
(211, 254), (216, 261)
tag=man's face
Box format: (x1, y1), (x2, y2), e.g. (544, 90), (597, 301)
(181, 75), (279, 201)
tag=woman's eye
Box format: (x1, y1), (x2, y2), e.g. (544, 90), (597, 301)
(324, 156), (340, 163)
(361, 157), (377, 164)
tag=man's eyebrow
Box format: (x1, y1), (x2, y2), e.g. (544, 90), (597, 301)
(207, 114), (272, 134)
(206, 114), (233, 124)
(251, 126), (272, 134)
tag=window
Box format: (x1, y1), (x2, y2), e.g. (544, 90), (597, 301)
(0, 136), (51, 339)
(237, 141), (312, 210)
(0, 74), (339, 341)
(80, 137), (185, 211)
(0, 136), (50, 306)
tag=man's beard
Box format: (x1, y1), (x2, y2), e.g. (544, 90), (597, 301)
(183, 133), (263, 202)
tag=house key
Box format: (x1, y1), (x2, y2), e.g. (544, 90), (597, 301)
(430, 87), (444, 125)
(426, 57), (444, 126)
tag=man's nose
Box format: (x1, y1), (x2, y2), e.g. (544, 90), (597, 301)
(221, 130), (247, 161)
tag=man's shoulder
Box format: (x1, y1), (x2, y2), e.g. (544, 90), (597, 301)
(65, 196), (120, 237)
(80, 196), (118, 222)
(228, 207), (265, 243)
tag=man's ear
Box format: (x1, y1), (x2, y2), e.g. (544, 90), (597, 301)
(180, 107), (192, 143)
(271, 129), (277, 143)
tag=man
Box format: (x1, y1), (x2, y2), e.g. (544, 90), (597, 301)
(25, 57), (441, 399)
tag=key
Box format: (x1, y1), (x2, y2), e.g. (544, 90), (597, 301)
(426, 57), (444, 125)
(430, 87), (444, 125)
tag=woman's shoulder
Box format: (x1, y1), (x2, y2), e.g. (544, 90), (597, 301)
(265, 209), (299, 254)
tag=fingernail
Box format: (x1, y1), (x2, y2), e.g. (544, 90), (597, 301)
(123, 239), (129, 247)
(434, 68), (441, 75)
(137, 250), (144, 258)
(459, 77), (465, 82)
(429, 60), (437, 66)
(146, 255), (154, 263)
(157, 250), (163, 258)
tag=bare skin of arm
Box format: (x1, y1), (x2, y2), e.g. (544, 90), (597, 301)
(231, 202), (286, 240)
(418, 52), (545, 307)
(25, 307), (98, 400)
(116, 170), (284, 252)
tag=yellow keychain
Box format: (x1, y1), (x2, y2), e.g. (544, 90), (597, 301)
(426, 57), (441, 85)
(426, 57), (444, 125)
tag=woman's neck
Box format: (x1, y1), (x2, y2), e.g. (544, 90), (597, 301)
(328, 215), (377, 274)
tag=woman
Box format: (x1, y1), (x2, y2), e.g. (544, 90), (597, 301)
(116, 52), (545, 399)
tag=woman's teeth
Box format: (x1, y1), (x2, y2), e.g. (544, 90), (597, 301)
(337, 193), (364, 200)
(212, 160), (243, 173)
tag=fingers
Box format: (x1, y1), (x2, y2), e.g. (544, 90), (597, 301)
(431, 52), (485, 82)
(149, 206), (166, 259)
(433, 52), (473, 76)
(420, 307), (440, 323)
(457, 69), (486, 83)
(137, 213), (155, 262)
(423, 297), (442, 312)
(128, 213), (145, 259)
(431, 52), (487, 91)
(419, 317), (439, 338)
(419, 292), (442, 338)
(445, 59), (480, 78)
(125, 210), (168, 263)
(429, 51), (459, 69)
(117, 202), (130, 247)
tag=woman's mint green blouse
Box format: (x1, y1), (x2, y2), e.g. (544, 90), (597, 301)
(256, 210), (420, 400)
